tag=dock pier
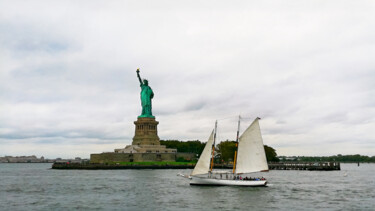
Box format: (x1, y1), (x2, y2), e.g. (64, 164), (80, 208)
(268, 162), (340, 171)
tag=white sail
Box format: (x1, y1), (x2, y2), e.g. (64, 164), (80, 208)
(191, 130), (214, 176)
(235, 118), (268, 174)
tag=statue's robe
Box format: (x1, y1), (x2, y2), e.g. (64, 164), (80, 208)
(140, 84), (154, 116)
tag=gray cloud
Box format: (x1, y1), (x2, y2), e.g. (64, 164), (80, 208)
(0, 0), (374, 158)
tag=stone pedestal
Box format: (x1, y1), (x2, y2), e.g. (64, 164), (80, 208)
(91, 117), (177, 163)
(113, 117), (176, 154)
(132, 117), (160, 146)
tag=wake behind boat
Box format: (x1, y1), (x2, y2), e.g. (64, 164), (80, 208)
(185, 116), (269, 187)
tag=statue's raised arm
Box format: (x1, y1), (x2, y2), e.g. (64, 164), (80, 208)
(136, 68), (143, 85)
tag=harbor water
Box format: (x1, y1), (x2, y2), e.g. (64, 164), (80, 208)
(0, 163), (374, 210)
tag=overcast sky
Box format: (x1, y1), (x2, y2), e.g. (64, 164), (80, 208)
(1, 0), (374, 158)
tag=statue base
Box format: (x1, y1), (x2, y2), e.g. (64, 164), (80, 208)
(115, 117), (176, 154)
(132, 117), (160, 146)
(90, 116), (185, 163)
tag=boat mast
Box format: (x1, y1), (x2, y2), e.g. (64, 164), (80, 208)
(232, 115), (241, 174)
(209, 120), (218, 172)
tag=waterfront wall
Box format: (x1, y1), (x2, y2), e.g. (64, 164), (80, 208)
(90, 153), (175, 163)
(52, 163), (195, 169)
(90, 152), (195, 163)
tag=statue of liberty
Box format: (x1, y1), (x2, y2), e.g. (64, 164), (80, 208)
(136, 69), (154, 118)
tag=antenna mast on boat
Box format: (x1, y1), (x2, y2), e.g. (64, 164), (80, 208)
(232, 115), (241, 174)
(209, 120), (218, 172)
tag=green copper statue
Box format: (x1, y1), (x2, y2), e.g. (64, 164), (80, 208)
(136, 69), (154, 118)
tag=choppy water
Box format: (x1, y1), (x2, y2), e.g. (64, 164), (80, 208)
(0, 163), (374, 210)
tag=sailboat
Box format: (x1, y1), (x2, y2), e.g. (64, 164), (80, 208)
(188, 116), (269, 186)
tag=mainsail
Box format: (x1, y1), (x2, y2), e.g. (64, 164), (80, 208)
(191, 130), (214, 176)
(235, 118), (269, 174)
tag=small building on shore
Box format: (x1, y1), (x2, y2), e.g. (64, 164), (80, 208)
(0, 155), (45, 163)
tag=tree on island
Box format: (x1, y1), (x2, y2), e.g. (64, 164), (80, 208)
(161, 139), (279, 163)
(215, 140), (237, 163)
(264, 145), (280, 162)
(215, 140), (279, 163)
(160, 140), (206, 156)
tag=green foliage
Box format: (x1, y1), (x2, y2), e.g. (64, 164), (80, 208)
(160, 140), (205, 155)
(264, 145), (280, 162)
(216, 140), (237, 162)
(176, 157), (189, 162)
(160, 139), (280, 163)
(215, 141), (279, 163)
